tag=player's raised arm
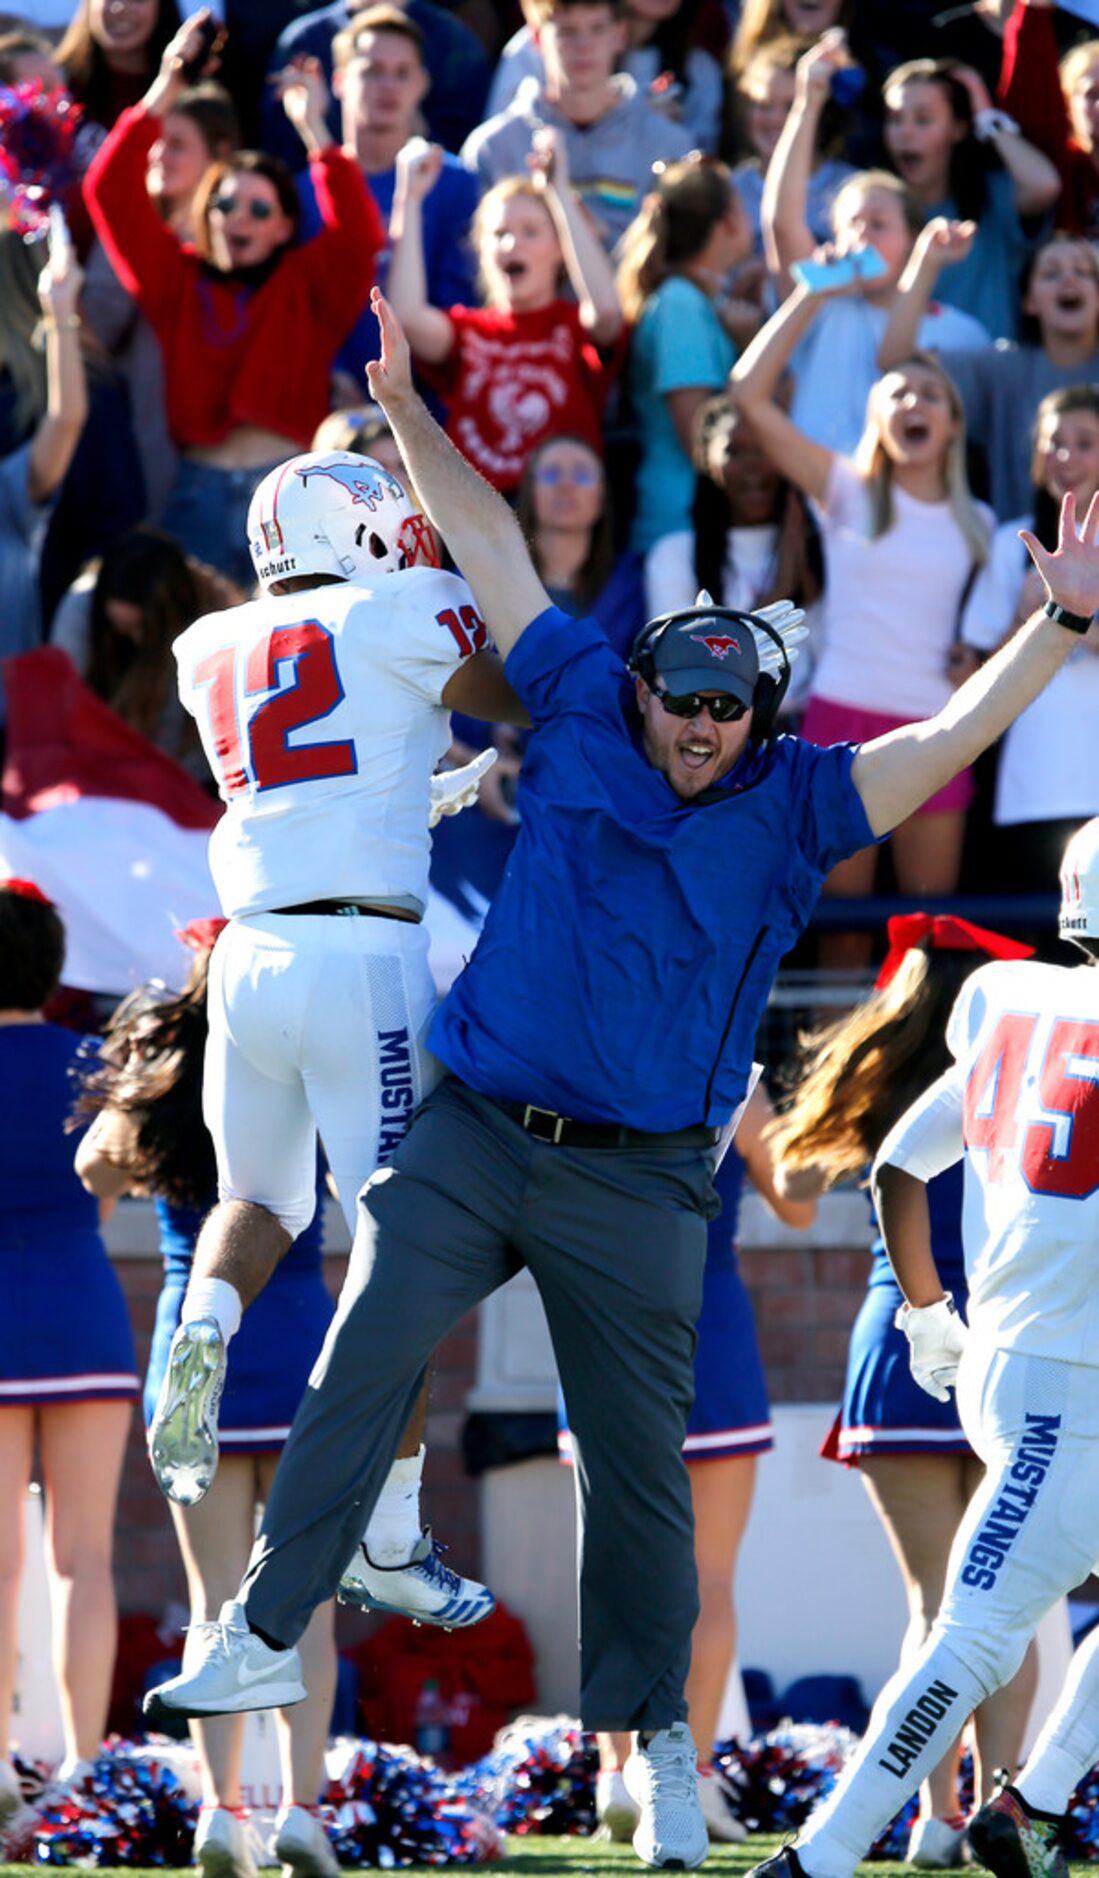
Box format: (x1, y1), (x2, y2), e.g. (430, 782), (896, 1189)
(366, 289), (551, 660)
(852, 491), (1099, 835)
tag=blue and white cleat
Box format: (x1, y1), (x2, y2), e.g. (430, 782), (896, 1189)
(337, 1528), (495, 1629)
(149, 1318), (226, 1505)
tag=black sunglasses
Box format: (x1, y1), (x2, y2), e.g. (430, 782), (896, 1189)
(210, 193), (276, 221)
(655, 686), (748, 724)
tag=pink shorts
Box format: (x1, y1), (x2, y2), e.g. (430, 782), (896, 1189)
(800, 695), (975, 818)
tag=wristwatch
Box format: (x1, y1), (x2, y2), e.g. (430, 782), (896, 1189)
(1044, 599), (1094, 634)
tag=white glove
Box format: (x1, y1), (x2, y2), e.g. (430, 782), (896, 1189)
(428, 748), (499, 828)
(895, 1294), (968, 1402)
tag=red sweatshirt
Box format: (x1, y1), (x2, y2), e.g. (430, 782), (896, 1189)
(84, 106), (385, 449)
(999, 1), (1099, 239)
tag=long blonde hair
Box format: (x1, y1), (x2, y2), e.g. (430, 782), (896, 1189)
(471, 177), (562, 308)
(0, 228), (47, 439)
(616, 156), (735, 324)
(767, 945), (987, 1186)
(854, 350), (988, 563)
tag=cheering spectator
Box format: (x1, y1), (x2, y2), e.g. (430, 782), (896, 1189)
(764, 36), (989, 455)
(727, 0), (850, 79)
(879, 222), (1099, 519)
(0, 28), (64, 87)
(84, 9), (384, 585)
(881, 54), (1059, 339)
(732, 280), (993, 961)
(297, 7), (478, 406)
(0, 222), (88, 731)
(644, 389), (821, 705)
(516, 434), (644, 658)
(261, 0), (491, 167)
(487, 0), (723, 154)
(960, 385), (1099, 899)
(57, 0), (181, 135)
(723, 34), (855, 257)
(80, 80), (241, 523)
(49, 528), (240, 779)
(388, 127), (621, 495)
(461, 0), (694, 255)
(617, 153), (752, 601)
(0, 881), (137, 1809)
(999, 0), (1099, 241)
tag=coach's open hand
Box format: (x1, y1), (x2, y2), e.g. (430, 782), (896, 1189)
(366, 289), (413, 412)
(1020, 490), (1099, 621)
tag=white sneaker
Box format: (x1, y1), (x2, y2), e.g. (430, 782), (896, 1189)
(0, 1761), (21, 1827)
(908, 1816), (968, 1869)
(194, 1806), (258, 1878)
(149, 1319), (227, 1505)
(596, 1768), (641, 1842)
(338, 1528), (495, 1629)
(273, 1805), (339, 1878)
(143, 1600), (306, 1722)
(624, 1724), (709, 1870)
(698, 1768), (746, 1843)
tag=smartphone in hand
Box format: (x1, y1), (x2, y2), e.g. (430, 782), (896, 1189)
(181, 15), (223, 84)
(789, 245), (889, 293)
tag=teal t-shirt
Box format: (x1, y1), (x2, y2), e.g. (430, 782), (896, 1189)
(629, 276), (736, 556)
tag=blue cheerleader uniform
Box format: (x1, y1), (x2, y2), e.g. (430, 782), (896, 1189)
(831, 1162), (971, 1463)
(143, 1172), (332, 1453)
(0, 1024), (138, 1406)
(560, 1146), (773, 1463)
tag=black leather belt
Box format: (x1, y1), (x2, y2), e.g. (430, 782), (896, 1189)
(494, 1098), (719, 1150)
(272, 899), (420, 922)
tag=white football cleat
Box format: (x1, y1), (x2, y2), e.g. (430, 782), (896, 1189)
(149, 1318), (226, 1505)
(143, 1600), (305, 1721)
(624, 1724), (709, 1870)
(338, 1528), (495, 1629)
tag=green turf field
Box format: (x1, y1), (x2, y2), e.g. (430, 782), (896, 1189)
(0, 1833), (1087, 1878)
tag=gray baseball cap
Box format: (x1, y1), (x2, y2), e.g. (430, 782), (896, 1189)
(650, 615), (760, 708)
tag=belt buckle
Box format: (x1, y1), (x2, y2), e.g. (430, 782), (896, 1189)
(523, 1104), (565, 1144)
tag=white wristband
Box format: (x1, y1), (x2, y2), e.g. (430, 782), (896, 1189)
(974, 107), (1019, 142)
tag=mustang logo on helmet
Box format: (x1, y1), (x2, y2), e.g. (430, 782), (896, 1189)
(690, 633), (741, 658)
(296, 460), (406, 512)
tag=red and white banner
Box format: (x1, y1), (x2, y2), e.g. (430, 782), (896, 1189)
(0, 648), (219, 995)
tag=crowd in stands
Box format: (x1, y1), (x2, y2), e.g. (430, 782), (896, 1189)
(0, 0), (1095, 942)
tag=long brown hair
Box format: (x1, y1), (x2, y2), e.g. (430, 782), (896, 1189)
(616, 156), (735, 325)
(84, 529), (239, 755)
(71, 949), (216, 1208)
(767, 945), (993, 1187)
(517, 435), (615, 606)
(58, 0), (180, 125)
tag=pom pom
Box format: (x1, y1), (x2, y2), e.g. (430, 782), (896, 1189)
(0, 79), (84, 235)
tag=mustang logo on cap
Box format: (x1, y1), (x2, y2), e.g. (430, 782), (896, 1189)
(690, 633), (741, 658)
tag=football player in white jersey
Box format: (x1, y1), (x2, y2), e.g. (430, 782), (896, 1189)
(152, 449), (520, 1627)
(744, 817), (1099, 1878)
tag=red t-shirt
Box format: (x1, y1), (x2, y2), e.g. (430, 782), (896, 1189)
(430, 301), (618, 493)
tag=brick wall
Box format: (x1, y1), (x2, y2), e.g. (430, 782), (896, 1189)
(108, 1217), (483, 1625)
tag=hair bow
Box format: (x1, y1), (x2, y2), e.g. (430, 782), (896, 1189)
(875, 912), (1034, 990)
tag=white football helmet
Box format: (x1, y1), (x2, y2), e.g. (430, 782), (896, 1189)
(1059, 817), (1099, 952)
(247, 451), (437, 591)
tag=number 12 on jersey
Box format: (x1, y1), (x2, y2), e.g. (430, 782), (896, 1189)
(194, 620), (357, 795)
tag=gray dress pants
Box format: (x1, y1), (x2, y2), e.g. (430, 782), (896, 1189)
(241, 1076), (714, 1731)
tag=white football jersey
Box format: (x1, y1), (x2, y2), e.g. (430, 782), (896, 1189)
(175, 566), (487, 918)
(878, 960), (1099, 1365)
